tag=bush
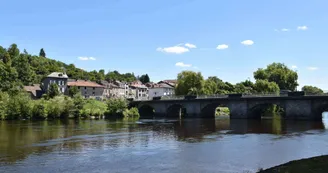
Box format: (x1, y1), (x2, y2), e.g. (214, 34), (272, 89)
(32, 100), (48, 120)
(105, 98), (128, 118)
(0, 92), (9, 120)
(80, 99), (107, 118)
(122, 107), (140, 118)
(6, 92), (33, 120)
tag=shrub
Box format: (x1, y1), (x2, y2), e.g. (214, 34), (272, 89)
(123, 107), (140, 118)
(32, 100), (48, 120)
(105, 98), (128, 118)
(80, 99), (107, 118)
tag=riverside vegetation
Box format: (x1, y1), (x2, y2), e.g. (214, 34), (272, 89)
(0, 91), (139, 120)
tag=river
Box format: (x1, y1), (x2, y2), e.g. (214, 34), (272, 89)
(1, 115), (328, 173)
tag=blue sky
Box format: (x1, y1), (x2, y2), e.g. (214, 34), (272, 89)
(1, 0), (328, 89)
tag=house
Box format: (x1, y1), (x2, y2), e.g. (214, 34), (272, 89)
(23, 84), (43, 99)
(148, 82), (175, 99)
(67, 80), (105, 100)
(129, 80), (148, 100)
(42, 72), (68, 94)
(100, 80), (129, 98)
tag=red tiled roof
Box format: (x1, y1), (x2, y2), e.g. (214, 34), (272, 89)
(68, 80), (104, 88)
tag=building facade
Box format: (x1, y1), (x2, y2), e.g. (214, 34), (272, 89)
(130, 80), (148, 100)
(148, 83), (175, 99)
(67, 80), (105, 100)
(42, 72), (68, 94)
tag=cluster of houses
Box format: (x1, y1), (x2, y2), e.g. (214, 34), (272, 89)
(24, 72), (176, 100)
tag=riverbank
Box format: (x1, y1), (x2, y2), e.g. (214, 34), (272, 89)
(258, 155), (328, 173)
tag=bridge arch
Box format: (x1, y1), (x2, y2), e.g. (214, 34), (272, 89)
(138, 104), (155, 118)
(201, 102), (230, 118)
(248, 102), (285, 119)
(313, 103), (328, 120)
(167, 104), (186, 118)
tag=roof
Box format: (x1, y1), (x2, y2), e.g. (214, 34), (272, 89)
(47, 72), (68, 79)
(68, 80), (105, 88)
(149, 83), (174, 89)
(24, 84), (42, 97)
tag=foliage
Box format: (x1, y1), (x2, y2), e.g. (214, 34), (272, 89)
(0, 92), (9, 120)
(48, 83), (60, 98)
(175, 71), (204, 95)
(254, 79), (280, 94)
(122, 107), (140, 118)
(39, 48), (46, 57)
(6, 92), (33, 120)
(31, 100), (48, 120)
(139, 74), (150, 84)
(105, 70), (136, 82)
(80, 99), (107, 118)
(72, 94), (85, 118)
(68, 86), (80, 97)
(254, 63), (298, 91)
(302, 85), (324, 95)
(106, 98), (128, 117)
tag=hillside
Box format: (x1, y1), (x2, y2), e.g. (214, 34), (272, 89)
(0, 43), (138, 92)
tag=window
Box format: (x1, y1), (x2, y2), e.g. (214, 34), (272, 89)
(78, 86), (80, 89)
(92, 92), (95, 96)
(85, 87), (87, 90)
(93, 87), (95, 90)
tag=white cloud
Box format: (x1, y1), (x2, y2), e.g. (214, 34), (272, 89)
(241, 40), (254, 46)
(281, 28), (290, 32)
(297, 26), (308, 31)
(185, 43), (197, 49)
(175, 62), (192, 67)
(216, 44), (229, 50)
(307, 66), (318, 71)
(291, 65), (297, 69)
(157, 46), (190, 54)
(78, 57), (96, 61)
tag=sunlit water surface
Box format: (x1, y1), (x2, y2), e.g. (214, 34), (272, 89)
(1, 114), (328, 173)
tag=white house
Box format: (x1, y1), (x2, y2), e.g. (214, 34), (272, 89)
(148, 82), (175, 99)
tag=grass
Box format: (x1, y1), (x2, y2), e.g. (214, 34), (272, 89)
(258, 155), (328, 173)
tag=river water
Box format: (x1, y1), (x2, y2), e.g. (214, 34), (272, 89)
(1, 116), (328, 173)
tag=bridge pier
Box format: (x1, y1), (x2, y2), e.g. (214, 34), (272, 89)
(284, 100), (314, 120)
(184, 102), (201, 117)
(228, 101), (248, 119)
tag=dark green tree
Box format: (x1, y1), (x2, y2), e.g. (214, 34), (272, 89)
(302, 85), (324, 95)
(139, 74), (150, 84)
(39, 48), (46, 57)
(48, 83), (60, 98)
(14, 53), (35, 85)
(7, 44), (20, 59)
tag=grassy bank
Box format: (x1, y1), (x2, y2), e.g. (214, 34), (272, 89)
(258, 155), (328, 173)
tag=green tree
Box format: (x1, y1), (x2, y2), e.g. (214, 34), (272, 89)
(175, 71), (204, 95)
(302, 85), (324, 95)
(48, 83), (60, 98)
(13, 53), (35, 85)
(254, 63), (298, 91)
(254, 79), (280, 94)
(72, 94), (85, 118)
(106, 98), (128, 117)
(7, 44), (20, 59)
(39, 48), (46, 57)
(68, 86), (80, 97)
(139, 74), (150, 84)
(0, 61), (20, 92)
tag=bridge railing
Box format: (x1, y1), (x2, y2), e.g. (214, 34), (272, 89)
(196, 94), (228, 99)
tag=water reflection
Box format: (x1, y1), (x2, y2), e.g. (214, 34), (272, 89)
(0, 117), (327, 165)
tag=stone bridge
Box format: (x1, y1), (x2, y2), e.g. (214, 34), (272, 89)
(131, 95), (328, 120)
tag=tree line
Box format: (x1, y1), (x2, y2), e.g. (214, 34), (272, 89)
(175, 63), (324, 96)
